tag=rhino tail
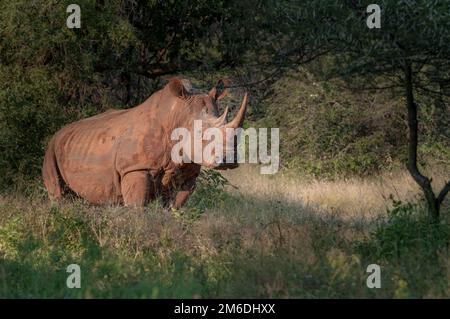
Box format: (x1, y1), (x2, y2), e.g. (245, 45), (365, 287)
(42, 138), (63, 201)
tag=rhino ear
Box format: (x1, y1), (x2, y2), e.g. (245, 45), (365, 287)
(167, 78), (191, 98)
(208, 79), (230, 100)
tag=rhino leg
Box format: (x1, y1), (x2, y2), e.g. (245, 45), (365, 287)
(42, 138), (63, 201)
(121, 170), (150, 207)
(172, 176), (198, 209)
(173, 190), (192, 209)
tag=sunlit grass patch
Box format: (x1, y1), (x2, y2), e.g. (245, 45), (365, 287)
(0, 166), (449, 298)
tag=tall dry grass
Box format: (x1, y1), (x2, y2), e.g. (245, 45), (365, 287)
(223, 164), (449, 220)
(0, 165), (449, 298)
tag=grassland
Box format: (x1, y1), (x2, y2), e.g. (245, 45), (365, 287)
(0, 165), (449, 298)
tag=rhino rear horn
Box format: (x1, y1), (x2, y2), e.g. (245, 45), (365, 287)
(214, 106), (229, 126)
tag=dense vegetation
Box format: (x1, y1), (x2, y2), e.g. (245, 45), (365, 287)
(1, 1), (449, 184)
(0, 0), (449, 298)
(1, 168), (450, 298)
(259, 66), (449, 177)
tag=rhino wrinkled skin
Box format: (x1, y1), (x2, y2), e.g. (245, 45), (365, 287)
(42, 78), (247, 208)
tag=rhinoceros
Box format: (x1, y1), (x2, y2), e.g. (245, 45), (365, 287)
(42, 78), (247, 208)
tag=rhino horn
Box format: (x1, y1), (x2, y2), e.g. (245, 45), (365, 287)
(214, 106), (229, 126)
(224, 93), (248, 129)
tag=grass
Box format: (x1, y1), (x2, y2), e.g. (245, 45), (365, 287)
(0, 165), (449, 298)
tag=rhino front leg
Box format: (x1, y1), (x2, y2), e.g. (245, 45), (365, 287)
(173, 190), (192, 209)
(121, 170), (150, 207)
(171, 177), (198, 209)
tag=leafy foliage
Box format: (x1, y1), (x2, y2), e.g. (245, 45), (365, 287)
(259, 65), (449, 177)
(358, 200), (450, 261)
(187, 169), (230, 213)
(1, 0), (449, 187)
(355, 199), (450, 297)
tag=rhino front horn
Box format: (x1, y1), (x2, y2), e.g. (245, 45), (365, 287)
(225, 93), (248, 129)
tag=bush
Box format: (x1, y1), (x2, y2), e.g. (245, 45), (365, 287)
(183, 169), (230, 220)
(358, 200), (450, 261)
(356, 200), (450, 297)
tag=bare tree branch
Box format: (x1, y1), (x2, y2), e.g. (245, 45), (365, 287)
(438, 181), (450, 205)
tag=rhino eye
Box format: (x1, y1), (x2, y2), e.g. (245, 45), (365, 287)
(204, 101), (219, 116)
(200, 103), (208, 113)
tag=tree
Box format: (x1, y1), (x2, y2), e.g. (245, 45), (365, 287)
(276, 0), (450, 221)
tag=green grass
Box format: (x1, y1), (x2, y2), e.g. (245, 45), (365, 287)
(0, 168), (449, 298)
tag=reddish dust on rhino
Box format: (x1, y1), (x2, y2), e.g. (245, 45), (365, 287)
(42, 78), (247, 208)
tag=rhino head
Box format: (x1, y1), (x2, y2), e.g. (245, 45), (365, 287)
(166, 78), (248, 170)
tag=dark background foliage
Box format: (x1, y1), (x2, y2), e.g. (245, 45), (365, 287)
(0, 0), (448, 187)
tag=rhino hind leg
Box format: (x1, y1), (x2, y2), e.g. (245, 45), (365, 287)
(42, 139), (63, 201)
(121, 170), (151, 207)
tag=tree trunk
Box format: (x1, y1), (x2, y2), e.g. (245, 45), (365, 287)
(404, 63), (440, 222)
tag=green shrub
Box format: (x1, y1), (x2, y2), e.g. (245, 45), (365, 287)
(356, 200), (450, 297)
(186, 169), (230, 213)
(358, 200), (450, 261)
